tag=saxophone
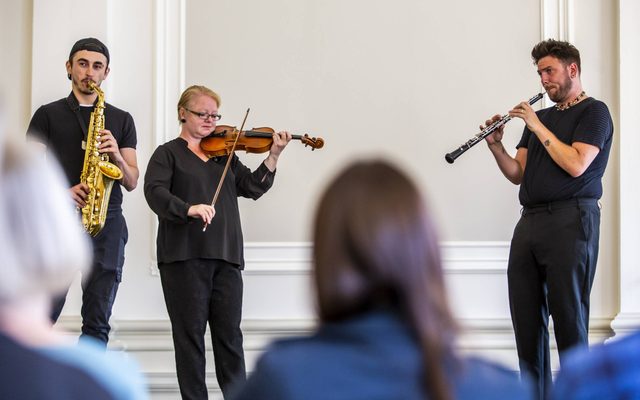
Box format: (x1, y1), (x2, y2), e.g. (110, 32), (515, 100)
(80, 81), (123, 236)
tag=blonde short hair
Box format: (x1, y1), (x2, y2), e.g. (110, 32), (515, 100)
(177, 85), (221, 123)
(0, 139), (91, 303)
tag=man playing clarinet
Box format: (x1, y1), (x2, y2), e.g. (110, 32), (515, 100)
(483, 39), (613, 400)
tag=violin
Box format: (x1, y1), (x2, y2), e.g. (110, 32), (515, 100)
(200, 125), (324, 157)
(201, 109), (322, 232)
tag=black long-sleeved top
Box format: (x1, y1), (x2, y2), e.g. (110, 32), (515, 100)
(144, 138), (275, 268)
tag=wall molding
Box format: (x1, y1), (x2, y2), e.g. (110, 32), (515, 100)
(58, 315), (614, 353)
(147, 240), (512, 276)
(540, 0), (574, 42)
(613, 0), (640, 337)
(153, 0), (185, 148)
(59, 238), (622, 396)
(61, 315), (616, 357)
(539, 0), (574, 110)
(58, 314), (614, 396)
(150, 0), (187, 277)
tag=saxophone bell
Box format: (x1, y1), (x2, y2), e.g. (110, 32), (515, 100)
(99, 160), (124, 180)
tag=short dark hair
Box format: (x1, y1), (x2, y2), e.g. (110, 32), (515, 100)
(69, 37), (110, 66)
(531, 39), (581, 73)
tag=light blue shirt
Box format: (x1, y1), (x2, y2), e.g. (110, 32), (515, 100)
(40, 337), (148, 400)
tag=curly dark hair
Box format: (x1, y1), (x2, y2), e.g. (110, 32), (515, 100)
(531, 39), (581, 73)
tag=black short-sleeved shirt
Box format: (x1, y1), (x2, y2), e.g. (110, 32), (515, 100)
(144, 138), (275, 268)
(27, 92), (137, 212)
(516, 97), (613, 206)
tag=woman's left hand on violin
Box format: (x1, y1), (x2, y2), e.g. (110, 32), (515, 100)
(269, 131), (292, 157)
(264, 131), (292, 171)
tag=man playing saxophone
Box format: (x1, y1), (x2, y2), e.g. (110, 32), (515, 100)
(26, 37), (139, 347)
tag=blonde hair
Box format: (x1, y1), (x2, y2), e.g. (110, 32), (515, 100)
(0, 139), (91, 303)
(176, 85), (221, 123)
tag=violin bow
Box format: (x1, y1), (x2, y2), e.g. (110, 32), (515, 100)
(203, 108), (250, 232)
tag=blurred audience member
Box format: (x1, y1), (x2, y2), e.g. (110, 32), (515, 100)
(0, 136), (147, 400)
(232, 159), (533, 400)
(553, 330), (640, 400)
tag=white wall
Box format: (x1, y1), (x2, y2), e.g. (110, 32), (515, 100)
(2, 1), (636, 398)
(185, 0), (542, 242)
(0, 1), (32, 139)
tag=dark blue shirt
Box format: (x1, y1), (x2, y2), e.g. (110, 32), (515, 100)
(552, 330), (640, 400)
(516, 97), (613, 206)
(231, 311), (533, 400)
(0, 332), (113, 400)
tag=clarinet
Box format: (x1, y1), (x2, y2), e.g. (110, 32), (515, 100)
(445, 93), (544, 164)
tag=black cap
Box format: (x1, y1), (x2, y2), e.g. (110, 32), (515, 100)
(69, 37), (110, 65)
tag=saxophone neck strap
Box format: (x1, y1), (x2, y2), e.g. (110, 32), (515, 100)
(66, 92), (89, 141)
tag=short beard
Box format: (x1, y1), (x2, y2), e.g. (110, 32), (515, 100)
(548, 74), (573, 103)
(73, 77), (94, 96)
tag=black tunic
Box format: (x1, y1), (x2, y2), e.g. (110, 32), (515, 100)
(144, 137), (275, 268)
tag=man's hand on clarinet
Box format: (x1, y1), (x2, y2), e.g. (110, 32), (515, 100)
(483, 114), (504, 146)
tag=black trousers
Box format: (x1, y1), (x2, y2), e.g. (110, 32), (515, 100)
(50, 213), (127, 347)
(508, 199), (600, 400)
(160, 258), (246, 400)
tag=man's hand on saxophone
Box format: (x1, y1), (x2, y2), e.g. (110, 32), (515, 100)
(70, 183), (90, 208)
(97, 129), (120, 160)
(97, 129), (139, 192)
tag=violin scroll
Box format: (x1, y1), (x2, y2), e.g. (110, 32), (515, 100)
(300, 134), (324, 150)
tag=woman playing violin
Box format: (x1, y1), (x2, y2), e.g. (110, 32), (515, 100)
(143, 85), (291, 399)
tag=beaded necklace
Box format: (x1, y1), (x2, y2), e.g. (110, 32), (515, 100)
(555, 91), (586, 111)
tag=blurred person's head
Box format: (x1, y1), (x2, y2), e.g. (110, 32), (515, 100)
(0, 139), (91, 306)
(313, 159), (457, 400)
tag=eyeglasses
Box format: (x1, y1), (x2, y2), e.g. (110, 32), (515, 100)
(184, 108), (222, 121)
